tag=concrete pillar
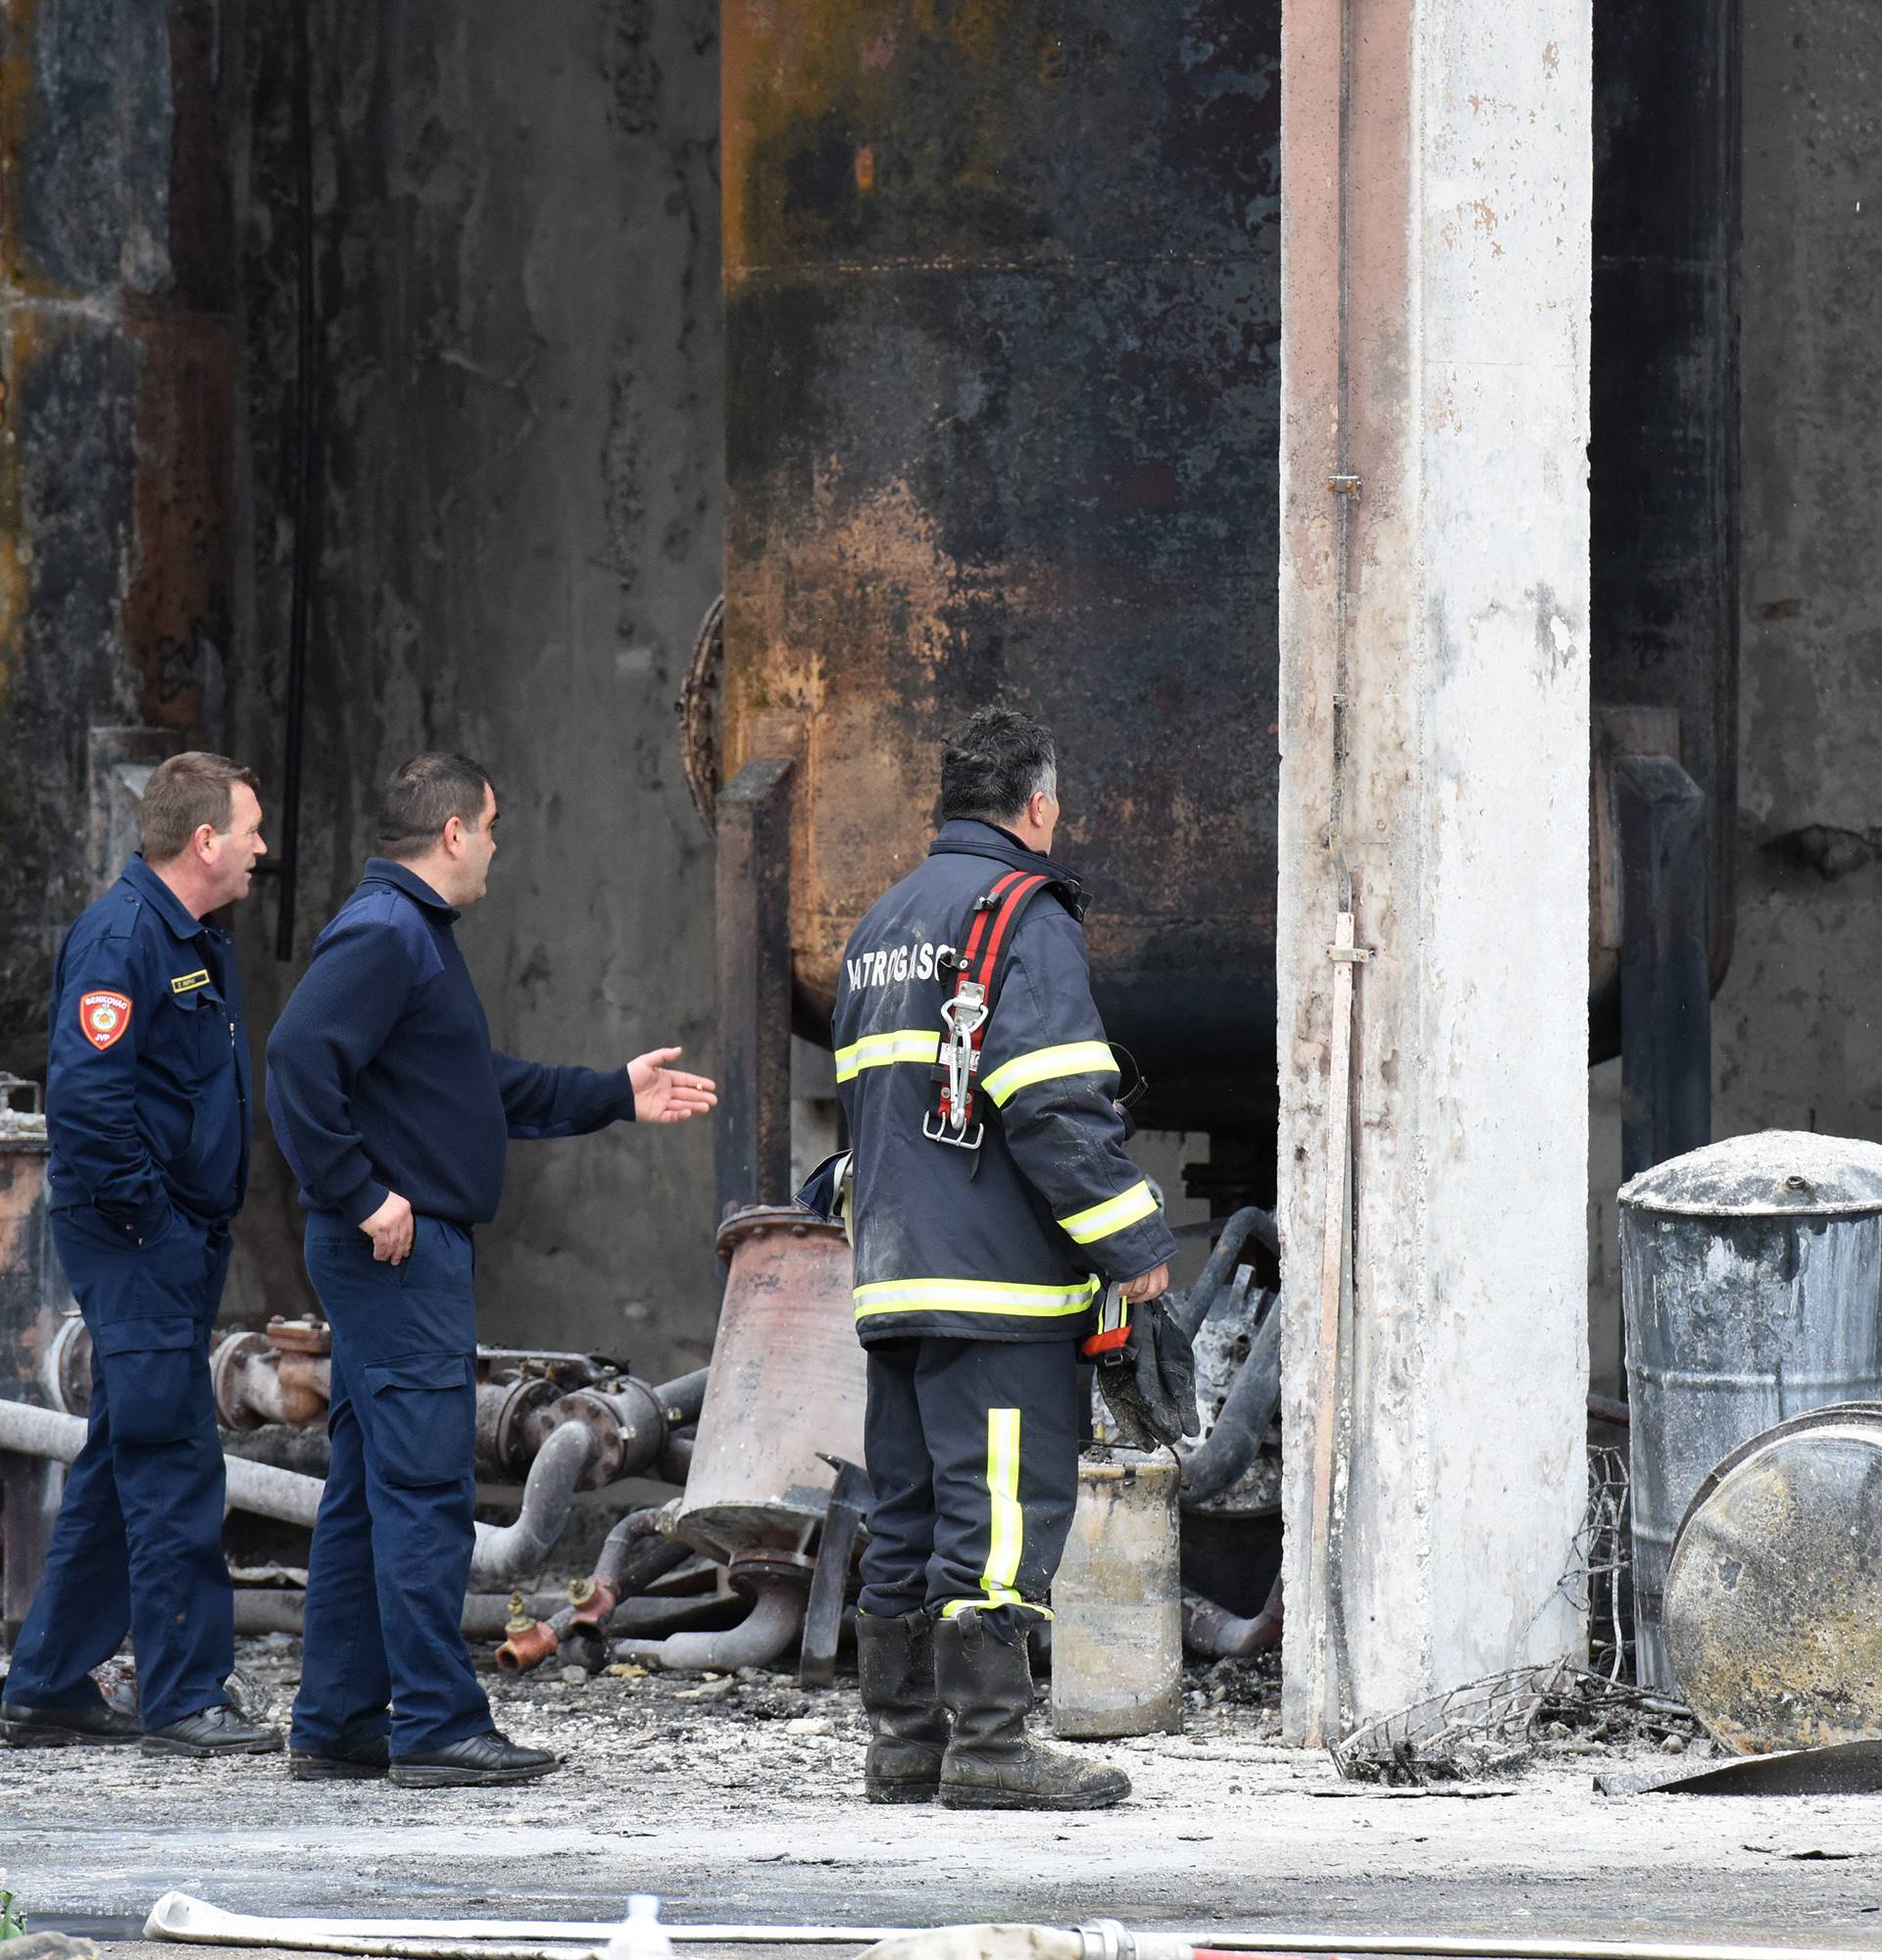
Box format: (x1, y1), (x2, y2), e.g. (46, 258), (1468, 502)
(1277, 0), (1591, 1740)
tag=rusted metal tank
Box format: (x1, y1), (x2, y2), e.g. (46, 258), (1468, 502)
(676, 1206), (867, 1566)
(0, 2), (235, 1076)
(713, 0), (1737, 1136)
(716, 1), (1283, 1137)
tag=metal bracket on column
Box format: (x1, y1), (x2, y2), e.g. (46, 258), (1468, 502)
(714, 757), (796, 1224)
(1615, 753), (1711, 1182)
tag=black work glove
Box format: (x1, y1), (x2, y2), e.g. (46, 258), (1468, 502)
(1084, 1294), (1201, 1453)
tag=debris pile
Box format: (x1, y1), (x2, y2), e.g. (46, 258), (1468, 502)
(1331, 1662), (1707, 1788)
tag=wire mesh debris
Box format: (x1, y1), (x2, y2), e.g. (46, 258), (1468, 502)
(1330, 1660), (1706, 1786)
(1564, 1444), (1633, 1681)
(1329, 1659), (1576, 1785)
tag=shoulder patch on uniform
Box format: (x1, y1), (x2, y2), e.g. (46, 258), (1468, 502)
(78, 991), (132, 1051)
(170, 968), (211, 995)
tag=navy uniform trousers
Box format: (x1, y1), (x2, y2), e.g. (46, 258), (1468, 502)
(6, 1205), (232, 1731)
(858, 1336), (1081, 1628)
(289, 1211), (489, 1758)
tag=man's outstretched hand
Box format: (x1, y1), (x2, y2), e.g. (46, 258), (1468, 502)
(629, 1046), (718, 1123)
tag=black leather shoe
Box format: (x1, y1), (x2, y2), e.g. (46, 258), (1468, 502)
(0, 1696), (141, 1748)
(388, 1729), (559, 1788)
(289, 1729), (390, 1781)
(142, 1702), (284, 1757)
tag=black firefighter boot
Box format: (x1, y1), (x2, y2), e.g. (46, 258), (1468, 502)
(855, 1609), (950, 1803)
(933, 1609), (1130, 1811)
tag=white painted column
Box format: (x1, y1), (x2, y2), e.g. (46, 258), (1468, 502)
(1277, 0), (1592, 1741)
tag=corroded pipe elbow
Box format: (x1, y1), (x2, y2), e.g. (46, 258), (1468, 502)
(611, 1576), (805, 1674)
(468, 1421), (595, 1588)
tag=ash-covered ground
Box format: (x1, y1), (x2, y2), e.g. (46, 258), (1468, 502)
(7, 1637), (1882, 1947)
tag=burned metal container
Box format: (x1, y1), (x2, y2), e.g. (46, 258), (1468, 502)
(1663, 1403), (1882, 1755)
(1051, 1447), (1182, 1739)
(676, 1206), (867, 1566)
(716, 1), (1283, 1138)
(712, 0), (1738, 1143)
(1619, 1132), (1882, 1689)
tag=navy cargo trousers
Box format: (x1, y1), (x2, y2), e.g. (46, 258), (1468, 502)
(289, 1211), (490, 1758)
(859, 1335), (1082, 1628)
(6, 1205), (233, 1731)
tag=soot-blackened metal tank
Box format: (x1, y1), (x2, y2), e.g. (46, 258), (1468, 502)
(714, 0), (1738, 1137)
(717, 1), (1282, 1137)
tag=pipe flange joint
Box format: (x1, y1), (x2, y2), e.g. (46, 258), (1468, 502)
(211, 1332), (273, 1432)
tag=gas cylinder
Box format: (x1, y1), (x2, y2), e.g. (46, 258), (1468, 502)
(1050, 1447), (1182, 1739)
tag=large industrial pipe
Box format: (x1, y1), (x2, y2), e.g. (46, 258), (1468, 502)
(232, 1590), (567, 1640)
(0, 1398), (328, 1528)
(466, 1422), (595, 1588)
(0, 1400), (593, 1583)
(489, 1366), (707, 1487)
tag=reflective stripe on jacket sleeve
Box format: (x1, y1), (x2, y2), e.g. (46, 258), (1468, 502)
(834, 1028), (942, 1083)
(979, 1040), (1116, 1107)
(1057, 1177), (1159, 1247)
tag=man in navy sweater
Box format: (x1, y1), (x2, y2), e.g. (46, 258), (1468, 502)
(266, 753), (714, 1788)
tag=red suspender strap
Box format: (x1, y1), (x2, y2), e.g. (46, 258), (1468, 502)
(957, 872), (1023, 980)
(969, 874), (1048, 998)
(928, 869), (1051, 1145)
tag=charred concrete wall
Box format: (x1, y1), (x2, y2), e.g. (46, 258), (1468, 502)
(227, 0), (725, 1372)
(1717, 0), (1882, 1149)
(0, 0), (236, 1078)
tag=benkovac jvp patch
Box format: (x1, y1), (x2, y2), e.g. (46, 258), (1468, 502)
(78, 990), (132, 1052)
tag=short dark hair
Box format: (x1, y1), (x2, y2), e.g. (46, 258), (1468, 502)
(141, 752), (261, 863)
(939, 708), (1058, 826)
(376, 753), (493, 860)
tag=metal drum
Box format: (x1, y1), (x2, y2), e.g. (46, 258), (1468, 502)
(1664, 1403), (1882, 1754)
(1051, 1447), (1182, 1739)
(1619, 1131), (1882, 1688)
(676, 1206), (867, 1566)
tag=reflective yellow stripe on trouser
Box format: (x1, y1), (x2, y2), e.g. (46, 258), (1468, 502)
(941, 1407), (1035, 1617)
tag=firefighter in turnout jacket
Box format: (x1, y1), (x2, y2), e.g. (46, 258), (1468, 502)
(828, 708), (1175, 1811)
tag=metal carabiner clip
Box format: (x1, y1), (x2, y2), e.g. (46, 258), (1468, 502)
(923, 984), (987, 1150)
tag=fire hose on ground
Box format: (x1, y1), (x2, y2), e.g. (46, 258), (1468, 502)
(144, 1894), (1882, 1960)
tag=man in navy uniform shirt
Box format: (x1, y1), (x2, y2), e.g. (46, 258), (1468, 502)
(267, 753), (715, 1788)
(1, 753), (279, 1757)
